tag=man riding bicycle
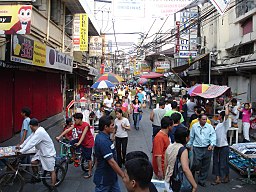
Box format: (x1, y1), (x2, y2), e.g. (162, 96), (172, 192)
(17, 118), (56, 190)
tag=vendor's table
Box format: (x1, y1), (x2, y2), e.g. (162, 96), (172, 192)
(0, 146), (36, 172)
(228, 127), (239, 145)
(229, 143), (256, 184)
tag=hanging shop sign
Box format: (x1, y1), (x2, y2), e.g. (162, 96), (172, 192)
(10, 35), (73, 72)
(0, 5), (32, 35)
(88, 66), (99, 76)
(73, 14), (88, 51)
(89, 36), (102, 57)
(209, 0), (230, 15)
(46, 47), (73, 72)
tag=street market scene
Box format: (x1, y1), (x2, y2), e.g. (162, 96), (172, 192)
(0, 0), (256, 192)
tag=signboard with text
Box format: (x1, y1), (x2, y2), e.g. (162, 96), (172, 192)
(209, 0), (230, 15)
(73, 14), (88, 51)
(11, 35), (73, 72)
(89, 36), (102, 57)
(0, 5), (32, 35)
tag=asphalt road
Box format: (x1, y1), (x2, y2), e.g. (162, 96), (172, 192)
(3, 108), (256, 192)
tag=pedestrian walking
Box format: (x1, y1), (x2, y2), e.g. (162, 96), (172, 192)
(152, 117), (173, 180)
(187, 114), (216, 187)
(238, 102), (252, 142)
(132, 96), (142, 130)
(164, 101), (185, 124)
(123, 158), (154, 192)
(19, 107), (32, 145)
(103, 93), (114, 116)
(93, 116), (125, 192)
(164, 127), (197, 192)
(150, 100), (166, 139)
(212, 104), (230, 185)
(187, 96), (197, 123)
(113, 108), (130, 168)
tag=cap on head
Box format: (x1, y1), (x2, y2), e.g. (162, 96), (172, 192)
(29, 118), (39, 126)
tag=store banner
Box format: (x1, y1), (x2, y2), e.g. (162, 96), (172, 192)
(89, 36), (102, 57)
(11, 34), (34, 64)
(0, 5), (32, 35)
(46, 47), (73, 72)
(209, 0), (230, 15)
(73, 14), (88, 51)
(11, 35), (73, 72)
(113, 0), (145, 18)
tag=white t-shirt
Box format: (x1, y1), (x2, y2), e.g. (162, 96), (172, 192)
(114, 117), (130, 138)
(187, 100), (196, 118)
(215, 118), (229, 147)
(230, 106), (239, 123)
(104, 98), (113, 110)
(165, 104), (172, 111)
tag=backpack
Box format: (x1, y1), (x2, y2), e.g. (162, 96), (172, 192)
(169, 146), (192, 192)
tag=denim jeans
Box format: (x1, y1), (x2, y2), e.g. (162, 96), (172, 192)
(95, 179), (121, 192)
(133, 113), (140, 128)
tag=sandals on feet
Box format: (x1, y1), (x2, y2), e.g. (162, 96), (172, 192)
(84, 173), (92, 179)
(211, 181), (221, 186)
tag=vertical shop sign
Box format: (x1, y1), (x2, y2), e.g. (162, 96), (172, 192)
(73, 14), (88, 51)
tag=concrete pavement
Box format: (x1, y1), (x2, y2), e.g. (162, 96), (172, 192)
(1, 109), (256, 192)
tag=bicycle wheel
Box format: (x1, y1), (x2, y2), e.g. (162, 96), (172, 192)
(0, 171), (24, 192)
(81, 152), (95, 172)
(42, 164), (65, 188)
(59, 158), (68, 175)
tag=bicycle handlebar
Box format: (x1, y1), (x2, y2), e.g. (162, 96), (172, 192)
(58, 140), (71, 148)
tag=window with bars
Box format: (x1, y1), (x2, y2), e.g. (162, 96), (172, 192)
(236, 0), (255, 17)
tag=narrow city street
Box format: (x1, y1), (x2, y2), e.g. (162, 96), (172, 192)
(1, 109), (255, 192)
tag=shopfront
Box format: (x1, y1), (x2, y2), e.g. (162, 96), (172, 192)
(0, 35), (73, 142)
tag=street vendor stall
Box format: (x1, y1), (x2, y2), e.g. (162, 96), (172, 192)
(229, 143), (256, 183)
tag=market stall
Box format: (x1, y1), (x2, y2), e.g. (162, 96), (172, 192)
(229, 143), (256, 183)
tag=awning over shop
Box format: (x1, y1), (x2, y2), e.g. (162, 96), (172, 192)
(211, 60), (256, 71)
(194, 85), (230, 99)
(172, 53), (209, 73)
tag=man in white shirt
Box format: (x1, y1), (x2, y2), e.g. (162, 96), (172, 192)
(104, 92), (113, 116)
(229, 98), (239, 127)
(187, 97), (197, 122)
(18, 118), (56, 188)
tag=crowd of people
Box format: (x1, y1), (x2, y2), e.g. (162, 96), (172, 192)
(11, 84), (255, 192)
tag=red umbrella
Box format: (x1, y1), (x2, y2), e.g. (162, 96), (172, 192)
(140, 72), (163, 79)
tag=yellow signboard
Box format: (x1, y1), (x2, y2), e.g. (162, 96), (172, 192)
(33, 41), (46, 66)
(73, 14), (88, 51)
(0, 5), (32, 35)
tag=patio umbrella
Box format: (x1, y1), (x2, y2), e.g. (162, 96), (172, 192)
(140, 72), (164, 79)
(188, 84), (210, 96)
(91, 80), (115, 89)
(97, 73), (124, 84)
(137, 78), (149, 85)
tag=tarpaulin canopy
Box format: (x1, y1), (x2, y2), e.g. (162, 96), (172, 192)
(194, 85), (230, 99)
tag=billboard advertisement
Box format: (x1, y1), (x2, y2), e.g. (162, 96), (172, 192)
(11, 35), (73, 72)
(0, 5), (32, 35)
(73, 14), (88, 51)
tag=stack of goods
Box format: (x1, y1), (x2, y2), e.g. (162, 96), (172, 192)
(0, 146), (16, 157)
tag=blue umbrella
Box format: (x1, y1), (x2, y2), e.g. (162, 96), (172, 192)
(91, 80), (115, 89)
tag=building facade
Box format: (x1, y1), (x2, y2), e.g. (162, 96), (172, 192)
(0, 0), (100, 142)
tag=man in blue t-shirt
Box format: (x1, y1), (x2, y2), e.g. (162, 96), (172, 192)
(93, 116), (124, 192)
(137, 89), (144, 104)
(19, 107), (32, 145)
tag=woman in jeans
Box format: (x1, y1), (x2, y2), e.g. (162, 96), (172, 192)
(113, 108), (130, 167)
(132, 96), (141, 130)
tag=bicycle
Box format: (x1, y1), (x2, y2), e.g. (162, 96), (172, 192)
(58, 140), (95, 174)
(0, 155), (66, 192)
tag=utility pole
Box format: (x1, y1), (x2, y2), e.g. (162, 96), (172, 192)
(209, 52), (212, 84)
